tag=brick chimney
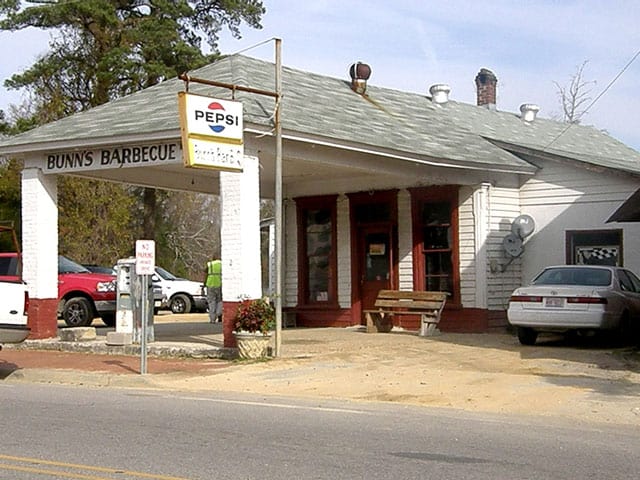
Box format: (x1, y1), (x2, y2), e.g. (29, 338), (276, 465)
(475, 68), (497, 109)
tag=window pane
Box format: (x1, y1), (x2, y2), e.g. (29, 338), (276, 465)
(420, 199), (453, 294)
(365, 232), (389, 281)
(422, 202), (450, 225)
(306, 208), (332, 302)
(569, 230), (622, 266)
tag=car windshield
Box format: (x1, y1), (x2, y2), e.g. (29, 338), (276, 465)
(532, 267), (612, 286)
(155, 266), (178, 280)
(58, 256), (91, 274)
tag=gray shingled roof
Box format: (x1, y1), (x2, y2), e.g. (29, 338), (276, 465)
(2, 55), (640, 175)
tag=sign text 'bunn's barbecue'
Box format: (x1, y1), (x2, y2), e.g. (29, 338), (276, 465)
(44, 143), (181, 174)
(177, 92), (244, 172)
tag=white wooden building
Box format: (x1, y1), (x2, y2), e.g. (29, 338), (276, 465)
(1, 55), (639, 343)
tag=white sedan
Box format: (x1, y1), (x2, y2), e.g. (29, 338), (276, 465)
(508, 265), (640, 345)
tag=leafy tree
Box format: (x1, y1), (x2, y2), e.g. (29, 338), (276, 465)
(1, 0), (265, 110)
(0, 156), (22, 249)
(58, 176), (136, 265)
(0, 0), (265, 267)
(554, 60), (596, 124)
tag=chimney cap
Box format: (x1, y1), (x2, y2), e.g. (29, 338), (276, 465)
(475, 68), (497, 84)
(429, 84), (451, 104)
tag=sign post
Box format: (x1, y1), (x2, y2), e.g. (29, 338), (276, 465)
(135, 240), (155, 374)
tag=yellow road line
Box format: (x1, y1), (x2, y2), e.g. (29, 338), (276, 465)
(0, 455), (192, 480)
(0, 462), (114, 480)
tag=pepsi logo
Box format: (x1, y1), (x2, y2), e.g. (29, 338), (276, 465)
(193, 101), (240, 133)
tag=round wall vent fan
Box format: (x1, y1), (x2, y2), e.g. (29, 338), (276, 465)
(502, 233), (524, 258)
(511, 214), (536, 239)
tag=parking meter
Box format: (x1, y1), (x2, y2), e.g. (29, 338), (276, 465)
(116, 257), (154, 344)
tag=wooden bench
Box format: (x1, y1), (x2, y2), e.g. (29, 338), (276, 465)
(364, 290), (447, 336)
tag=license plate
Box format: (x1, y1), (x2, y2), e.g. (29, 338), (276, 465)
(154, 300), (162, 307)
(545, 297), (564, 307)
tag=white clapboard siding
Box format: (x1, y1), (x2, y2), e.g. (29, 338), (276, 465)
(487, 186), (522, 310)
(336, 195), (351, 307)
(520, 159), (640, 280)
(458, 186), (476, 306)
(398, 189), (414, 291)
(283, 199), (298, 307)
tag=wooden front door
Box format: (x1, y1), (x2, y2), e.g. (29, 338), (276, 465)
(358, 226), (394, 319)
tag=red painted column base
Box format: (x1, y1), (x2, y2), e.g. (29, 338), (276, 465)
(27, 298), (58, 339)
(222, 300), (240, 348)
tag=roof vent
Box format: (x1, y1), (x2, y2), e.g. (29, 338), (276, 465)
(349, 61), (371, 94)
(520, 103), (540, 122)
(429, 84), (451, 104)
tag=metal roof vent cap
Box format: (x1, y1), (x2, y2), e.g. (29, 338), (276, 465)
(429, 84), (451, 104)
(520, 103), (540, 122)
(349, 61), (371, 94)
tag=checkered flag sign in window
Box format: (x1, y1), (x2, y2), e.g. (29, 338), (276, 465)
(576, 246), (619, 266)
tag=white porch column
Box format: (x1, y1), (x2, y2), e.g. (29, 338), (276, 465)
(21, 165), (59, 338)
(220, 154), (262, 347)
(473, 183), (491, 309)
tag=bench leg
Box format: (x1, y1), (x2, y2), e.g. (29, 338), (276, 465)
(365, 311), (377, 333)
(365, 312), (393, 333)
(419, 315), (440, 337)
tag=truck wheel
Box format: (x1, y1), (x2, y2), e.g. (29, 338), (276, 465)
(101, 313), (116, 328)
(170, 294), (191, 314)
(517, 326), (538, 346)
(63, 297), (94, 327)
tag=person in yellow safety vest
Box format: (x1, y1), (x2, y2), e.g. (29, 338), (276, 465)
(204, 259), (222, 323)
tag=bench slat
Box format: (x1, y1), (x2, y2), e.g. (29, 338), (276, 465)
(376, 290), (447, 301)
(374, 299), (444, 310)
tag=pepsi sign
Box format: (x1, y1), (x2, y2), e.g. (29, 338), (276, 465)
(180, 93), (243, 140)
(178, 92), (244, 171)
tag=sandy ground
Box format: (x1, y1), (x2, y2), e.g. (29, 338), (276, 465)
(150, 322), (640, 427)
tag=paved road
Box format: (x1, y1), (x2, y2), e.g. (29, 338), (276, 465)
(2, 383), (639, 480)
(2, 317), (640, 427)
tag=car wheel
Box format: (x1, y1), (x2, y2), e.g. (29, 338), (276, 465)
(170, 294), (191, 314)
(101, 313), (116, 328)
(517, 326), (538, 346)
(63, 297), (94, 327)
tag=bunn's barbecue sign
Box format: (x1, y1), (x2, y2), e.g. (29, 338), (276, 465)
(178, 92), (243, 172)
(44, 142), (182, 174)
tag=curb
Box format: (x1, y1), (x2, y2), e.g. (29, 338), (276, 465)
(6, 338), (237, 360)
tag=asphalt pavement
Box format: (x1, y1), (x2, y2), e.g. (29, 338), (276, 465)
(2, 313), (640, 427)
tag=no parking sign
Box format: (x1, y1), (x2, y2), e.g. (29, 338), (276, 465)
(135, 240), (155, 275)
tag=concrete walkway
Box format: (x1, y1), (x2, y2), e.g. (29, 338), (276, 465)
(2, 313), (640, 427)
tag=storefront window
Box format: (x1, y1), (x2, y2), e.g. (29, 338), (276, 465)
(306, 208), (332, 302)
(296, 196), (337, 305)
(411, 186), (459, 304)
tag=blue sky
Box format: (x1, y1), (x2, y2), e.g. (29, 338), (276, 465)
(1, 0), (639, 150)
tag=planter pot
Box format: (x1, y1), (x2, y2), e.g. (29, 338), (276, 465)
(234, 331), (272, 359)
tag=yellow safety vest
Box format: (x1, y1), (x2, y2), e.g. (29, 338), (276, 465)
(206, 260), (222, 288)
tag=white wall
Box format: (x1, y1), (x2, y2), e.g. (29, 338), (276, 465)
(487, 185), (522, 310)
(21, 165), (59, 300)
(397, 190), (414, 291)
(283, 199), (298, 307)
(520, 160), (640, 282)
(220, 155), (262, 301)
(336, 195), (352, 307)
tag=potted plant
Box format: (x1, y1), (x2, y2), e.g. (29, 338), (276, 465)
(233, 297), (275, 359)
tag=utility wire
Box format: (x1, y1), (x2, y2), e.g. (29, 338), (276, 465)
(544, 48), (640, 151)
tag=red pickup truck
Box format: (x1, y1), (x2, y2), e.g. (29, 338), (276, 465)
(0, 251), (116, 327)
